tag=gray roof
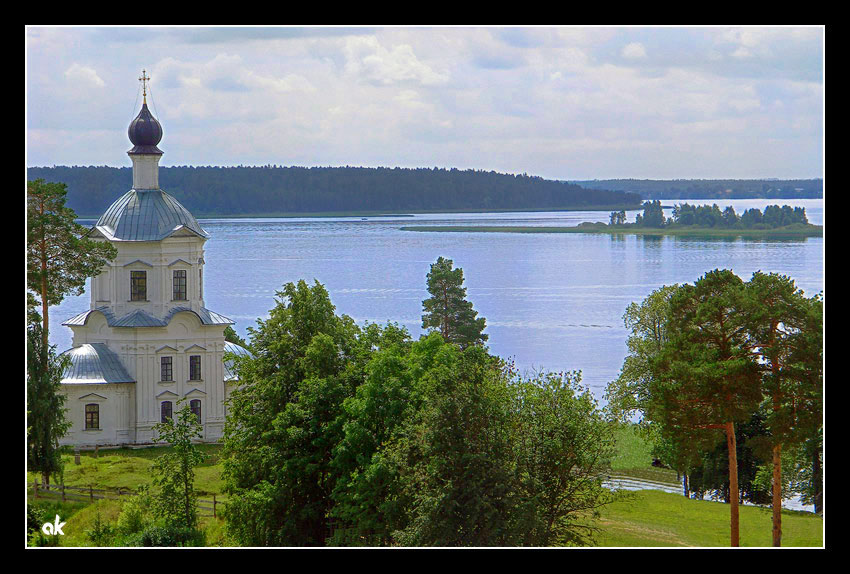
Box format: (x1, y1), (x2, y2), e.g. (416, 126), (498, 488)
(223, 341), (252, 381)
(60, 343), (135, 385)
(94, 189), (209, 242)
(63, 306), (234, 328)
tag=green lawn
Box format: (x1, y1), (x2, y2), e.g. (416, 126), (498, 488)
(26, 444), (226, 499)
(596, 490), (822, 547)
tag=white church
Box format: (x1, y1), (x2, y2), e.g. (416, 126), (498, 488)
(58, 75), (250, 447)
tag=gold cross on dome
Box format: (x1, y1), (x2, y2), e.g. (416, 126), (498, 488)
(139, 69), (150, 103)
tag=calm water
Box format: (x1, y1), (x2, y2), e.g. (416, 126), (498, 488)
(51, 198), (823, 399)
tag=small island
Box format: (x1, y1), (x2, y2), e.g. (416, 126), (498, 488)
(401, 201), (823, 239)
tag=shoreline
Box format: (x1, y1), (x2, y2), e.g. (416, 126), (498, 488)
(400, 223), (823, 238)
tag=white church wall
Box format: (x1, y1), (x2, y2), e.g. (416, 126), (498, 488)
(59, 384), (135, 447)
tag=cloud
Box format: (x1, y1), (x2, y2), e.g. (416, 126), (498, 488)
(154, 53), (315, 94)
(343, 36), (449, 86)
(621, 42), (647, 59)
(64, 63), (105, 88)
(26, 27), (823, 178)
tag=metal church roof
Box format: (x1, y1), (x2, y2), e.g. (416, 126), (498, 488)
(63, 306), (234, 328)
(60, 343), (135, 385)
(94, 189), (209, 242)
(223, 341), (252, 381)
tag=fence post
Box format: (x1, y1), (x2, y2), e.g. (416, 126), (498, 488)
(90, 485), (94, 502)
(213, 494), (217, 518)
(61, 483), (66, 502)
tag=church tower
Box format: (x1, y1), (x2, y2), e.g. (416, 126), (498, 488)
(59, 72), (249, 447)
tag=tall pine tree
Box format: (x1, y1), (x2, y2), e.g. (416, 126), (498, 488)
(421, 257), (487, 349)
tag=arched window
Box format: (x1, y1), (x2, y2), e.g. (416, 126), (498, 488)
(161, 401), (172, 423)
(85, 404), (99, 430)
(190, 399), (202, 423)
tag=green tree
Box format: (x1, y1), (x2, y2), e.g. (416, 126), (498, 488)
(389, 345), (517, 546)
(742, 272), (821, 545)
(223, 325), (248, 348)
(648, 270), (763, 547)
(637, 200), (666, 228)
(421, 256), (487, 349)
(151, 399), (207, 531)
(26, 317), (71, 487)
(27, 179), (117, 348)
(222, 280), (373, 546)
(512, 371), (616, 546)
(604, 285), (679, 424)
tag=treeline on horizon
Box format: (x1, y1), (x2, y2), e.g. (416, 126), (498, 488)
(611, 200), (813, 229)
(26, 165), (642, 217)
(573, 178), (823, 200)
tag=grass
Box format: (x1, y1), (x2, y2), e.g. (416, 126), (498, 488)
(596, 490), (822, 547)
(400, 222), (823, 238)
(610, 424), (680, 484)
(26, 444), (227, 499)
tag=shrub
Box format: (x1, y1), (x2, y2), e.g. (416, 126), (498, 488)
(124, 524), (206, 547)
(85, 511), (116, 546)
(116, 487), (153, 535)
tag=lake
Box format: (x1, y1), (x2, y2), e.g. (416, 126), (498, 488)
(50, 198), (823, 400)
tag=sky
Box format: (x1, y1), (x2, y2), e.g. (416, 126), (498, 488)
(26, 26), (824, 180)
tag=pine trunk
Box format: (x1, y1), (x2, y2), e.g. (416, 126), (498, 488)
(726, 421), (739, 547)
(772, 442), (782, 546)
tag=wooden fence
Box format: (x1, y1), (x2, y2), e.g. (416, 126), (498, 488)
(29, 479), (225, 518)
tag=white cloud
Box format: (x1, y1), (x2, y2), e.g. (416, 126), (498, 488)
(64, 63), (105, 88)
(27, 27), (823, 178)
(343, 36), (449, 86)
(621, 42), (647, 60)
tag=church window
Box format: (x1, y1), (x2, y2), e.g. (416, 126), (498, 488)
(190, 399), (202, 423)
(190, 355), (202, 380)
(161, 401), (172, 422)
(173, 270), (187, 300)
(161, 357), (173, 381)
(130, 271), (147, 301)
(85, 404), (99, 430)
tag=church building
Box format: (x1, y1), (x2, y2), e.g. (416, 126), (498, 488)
(58, 73), (250, 447)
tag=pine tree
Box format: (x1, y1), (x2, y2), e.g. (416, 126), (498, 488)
(27, 316), (71, 487)
(27, 179), (117, 348)
(421, 257), (487, 349)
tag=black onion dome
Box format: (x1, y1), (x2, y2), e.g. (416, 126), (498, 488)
(127, 103), (163, 155)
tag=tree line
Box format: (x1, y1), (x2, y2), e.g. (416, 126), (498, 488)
(577, 179), (823, 200)
(26, 166), (642, 217)
(609, 201), (812, 229)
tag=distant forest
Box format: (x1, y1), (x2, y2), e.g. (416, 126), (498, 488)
(26, 166), (642, 218)
(571, 179), (823, 200)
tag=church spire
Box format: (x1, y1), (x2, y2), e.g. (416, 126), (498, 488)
(139, 69), (150, 104)
(128, 70), (163, 189)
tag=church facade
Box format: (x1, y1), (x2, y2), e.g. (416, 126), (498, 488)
(58, 80), (249, 447)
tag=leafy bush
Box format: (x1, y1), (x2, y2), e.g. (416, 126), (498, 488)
(116, 487), (153, 535)
(85, 511), (116, 546)
(123, 524), (206, 547)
